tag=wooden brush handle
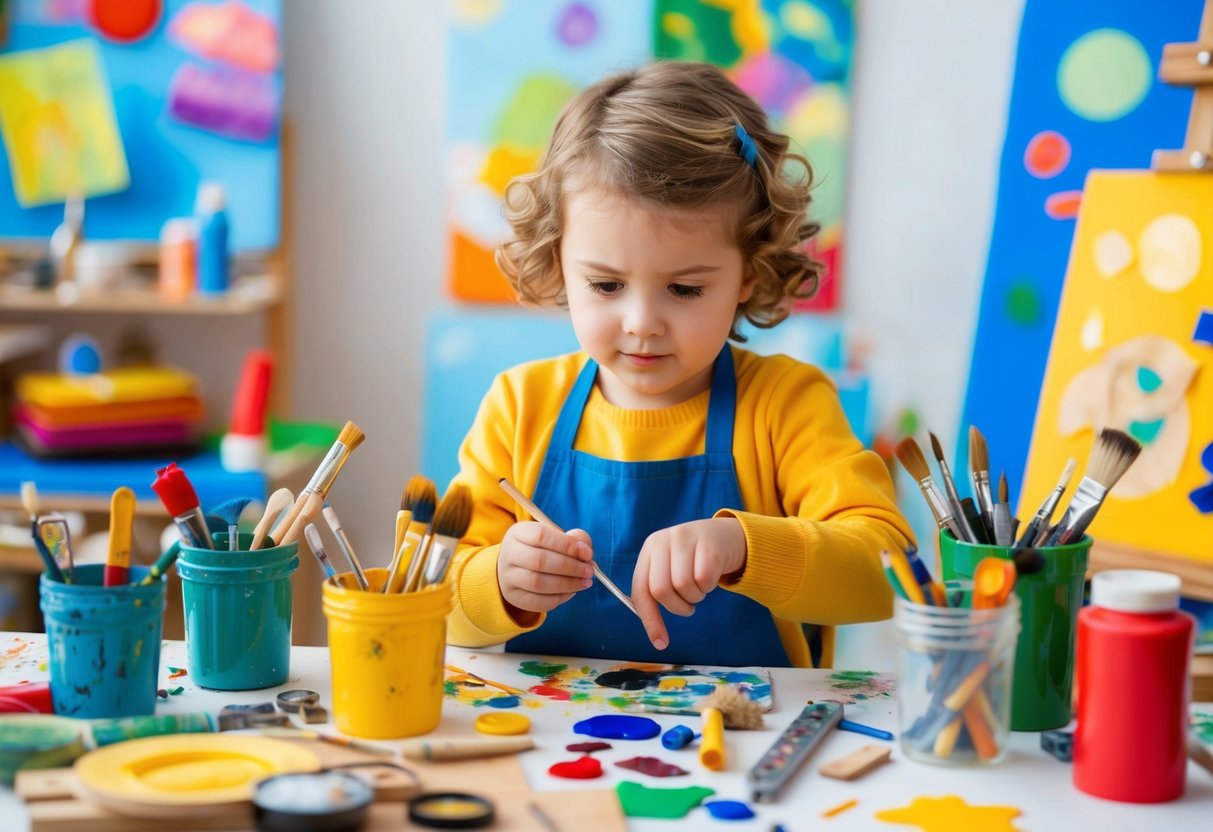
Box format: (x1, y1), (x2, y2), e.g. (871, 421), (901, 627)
(278, 492), (322, 546)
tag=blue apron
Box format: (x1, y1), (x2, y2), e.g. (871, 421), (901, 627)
(507, 347), (790, 667)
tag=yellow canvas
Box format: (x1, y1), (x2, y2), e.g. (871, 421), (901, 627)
(1021, 170), (1213, 563)
(0, 39), (129, 207)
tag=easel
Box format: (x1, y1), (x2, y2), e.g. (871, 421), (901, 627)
(1154, 0), (1213, 171)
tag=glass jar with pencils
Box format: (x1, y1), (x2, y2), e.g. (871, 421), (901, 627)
(893, 593), (1021, 766)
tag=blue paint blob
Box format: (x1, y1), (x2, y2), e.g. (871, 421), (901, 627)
(486, 695), (521, 709)
(1128, 418), (1164, 444)
(686, 684), (717, 695)
(1136, 365), (1163, 393)
(661, 725), (698, 750)
(719, 672), (761, 685)
(704, 799), (756, 820)
(574, 715), (661, 740)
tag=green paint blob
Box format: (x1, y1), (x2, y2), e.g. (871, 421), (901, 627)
(1005, 281), (1042, 326)
(519, 660), (567, 678)
(570, 693), (591, 702)
(1128, 418), (1164, 445)
(616, 781), (715, 819)
(1192, 712), (1213, 744)
(828, 670), (877, 689)
(491, 75), (577, 149)
(1058, 29), (1151, 122)
(443, 681), (457, 697)
(654, 0), (740, 66)
(1136, 366), (1163, 393)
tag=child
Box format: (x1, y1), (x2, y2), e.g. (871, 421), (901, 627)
(446, 61), (913, 668)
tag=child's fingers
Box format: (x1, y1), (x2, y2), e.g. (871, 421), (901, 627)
(507, 566), (592, 596)
(631, 554), (669, 651)
(513, 522), (593, 561)
(669, 547), (709, 607)
(515, 546), (594, 581)
(640, 541), (696, 617)
(507, 588), (576, 614)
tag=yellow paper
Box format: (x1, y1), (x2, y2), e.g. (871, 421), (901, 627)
(0, 40), (129, 207)
(1021, 171), (1213, 563)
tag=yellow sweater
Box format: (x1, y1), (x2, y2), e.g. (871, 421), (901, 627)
(446, 346), (915, 667)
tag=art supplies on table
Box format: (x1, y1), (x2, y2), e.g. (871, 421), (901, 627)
(151, 462), (213, 549)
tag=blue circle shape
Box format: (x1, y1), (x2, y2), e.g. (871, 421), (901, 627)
(572, 714), (661, 740)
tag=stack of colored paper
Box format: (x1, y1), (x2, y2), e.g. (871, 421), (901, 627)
(13, 367), (205, 458)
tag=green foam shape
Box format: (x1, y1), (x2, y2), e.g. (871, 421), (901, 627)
(1137, 366), (1163, 393)
(616, 781), (715, 819)
(1128, 418), (1164, 444)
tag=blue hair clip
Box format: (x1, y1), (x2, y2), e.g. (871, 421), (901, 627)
(734, 123), (759, 169)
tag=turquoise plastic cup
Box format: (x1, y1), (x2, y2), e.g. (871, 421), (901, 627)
(175, 532), (299, 690)
(40, 564), (166, 718)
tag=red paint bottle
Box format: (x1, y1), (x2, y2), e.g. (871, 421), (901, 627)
(1074, 570), (1194, 803)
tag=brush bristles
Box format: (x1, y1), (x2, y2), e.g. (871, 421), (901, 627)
(998, 473), (1008, 503)
(895, 438), (931, 481)
(1012, 549), (1045, 576)
(929, 432), (947, 464)
(402, 475), (438, 522)
(1057, 458), (1077, 490)
(1088, 428), (1142, 489)
(337, 420), (365, 451)
(432, 485), (473, 540)
(701, 686), (764, 729)
(969, 426), (989, 473)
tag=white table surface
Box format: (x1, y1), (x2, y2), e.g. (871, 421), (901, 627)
(1, 632), (1210, 831)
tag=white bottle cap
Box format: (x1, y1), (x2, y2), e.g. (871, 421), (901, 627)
(1091, 570), (1181, 613)
(196, 181), (226, 213)
(161, 218), (197, 244)
(220, 432), (267, 473)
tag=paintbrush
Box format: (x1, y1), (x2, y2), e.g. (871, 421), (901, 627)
(35, 514), (73, 584)
(322, 501), (368, 590)
(385, 476), (437, 594)
(410, 485), (473, 591)
(211, 497), (254, 551)
(1014, 458), (1076, 549)
(303, 523), (337, 580)
(21, 481), (64, 582)
(929, 432), (975, 542)
(993, 473), (1013, 546)
(250, 487), (294, 549)
(968, 427), (996, 541)
(152, 463), (214, 549)
(497, 477), (639, 618)
(103, 487), (136, 587)
(1049, 429), (1142, 546)
(895, 438), (964, 542)
(277, 420), (365, 545)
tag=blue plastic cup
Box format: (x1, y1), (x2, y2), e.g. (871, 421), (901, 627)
(40, 564), (166, 719)
(175, 532), (299, 690)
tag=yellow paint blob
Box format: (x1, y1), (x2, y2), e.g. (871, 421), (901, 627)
(474, 712), (531, 736)
(658, 677), (687, 690)
(875, 795), (1022, 831)
(1138, 213), (1201, 293)
(1092, 229), (1133, 277)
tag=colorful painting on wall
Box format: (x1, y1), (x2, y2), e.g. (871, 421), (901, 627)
(445, 0), (854, 309)
(957, 0), (1204, 492)
(1021, 171), (1213, 564)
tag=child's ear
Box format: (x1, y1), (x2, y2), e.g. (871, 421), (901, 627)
(738, 267), (757, 304)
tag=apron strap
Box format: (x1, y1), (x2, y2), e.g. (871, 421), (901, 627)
(548, 358), (599, 452)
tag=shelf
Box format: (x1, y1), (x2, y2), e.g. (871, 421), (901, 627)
(0, 274), (282, 316)
(1089, 540), (1213, 603)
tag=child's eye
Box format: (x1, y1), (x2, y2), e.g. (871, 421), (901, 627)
(586, 280), (622, 295)
(669, 284), (704, 298)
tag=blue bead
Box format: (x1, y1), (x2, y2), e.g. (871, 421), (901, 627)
(661, 724), (697, 750)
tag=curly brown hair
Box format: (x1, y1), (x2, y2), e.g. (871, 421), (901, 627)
(495, 60), (821, 340)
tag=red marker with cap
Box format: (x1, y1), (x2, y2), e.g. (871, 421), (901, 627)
(151, 463), (213, 549)
(221, 350), (274, 472)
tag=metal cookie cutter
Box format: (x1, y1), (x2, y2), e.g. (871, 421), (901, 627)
(277, 689), (321, 714)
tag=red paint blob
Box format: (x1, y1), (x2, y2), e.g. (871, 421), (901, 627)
(529, 684), (571, 700)
(89, 0), (161, 42)
(549, 756), (604, 779)
(1044, 190), (1082, 220)
(616, 756), (689, 777)
(567, 741), (612, 753)
(1024, 130), (1070, 179)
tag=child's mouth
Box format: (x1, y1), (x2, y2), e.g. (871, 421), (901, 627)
(623, 353), (664, 367)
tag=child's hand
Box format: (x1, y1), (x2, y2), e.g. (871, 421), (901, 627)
(497, 522), (595, 615)
(630, 517), (748, 651)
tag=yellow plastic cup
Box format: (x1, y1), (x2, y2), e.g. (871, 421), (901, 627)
(322, 567), (452, 739)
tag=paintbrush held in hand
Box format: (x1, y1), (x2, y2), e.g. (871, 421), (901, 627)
(1048, 429), (1142, 546)
(895, 438), (964, 542)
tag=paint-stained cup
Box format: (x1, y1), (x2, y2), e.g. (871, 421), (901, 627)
(40, 564), (166, 719)
(176, 532), (299, 691)
(322, 568), (451, 739)
(894, 595), (1020, 766)
(939, 531), (1090, 731)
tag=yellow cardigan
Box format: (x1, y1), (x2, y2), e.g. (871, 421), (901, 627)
(445, 346), (915, 667)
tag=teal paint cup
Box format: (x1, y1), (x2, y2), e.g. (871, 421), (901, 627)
(40, 564), (166, 719)
(939, 531), (1090, 731)
(176, 532), (299, 690)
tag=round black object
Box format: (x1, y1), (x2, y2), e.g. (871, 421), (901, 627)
(253, 771), (373, 832)
(408, 792), (495, 829)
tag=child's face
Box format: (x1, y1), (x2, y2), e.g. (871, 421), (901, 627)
(560, 185), (752, 409)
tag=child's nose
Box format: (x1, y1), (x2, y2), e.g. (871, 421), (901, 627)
(622, 297), (662, 337)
